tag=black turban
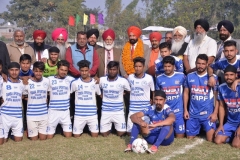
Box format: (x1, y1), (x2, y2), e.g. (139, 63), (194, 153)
(224, 65), (237, 74)
(217, 20), (234, 34)
(155, 90), (166, 99)
(86, 29), (99, 39)
(194, 19), (209, 31)
(8, 62), (20, 69)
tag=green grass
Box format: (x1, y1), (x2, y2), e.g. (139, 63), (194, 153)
(0, 134), (239, 160)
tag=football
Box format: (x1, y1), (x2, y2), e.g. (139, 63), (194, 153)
(132, 138), (148, 153)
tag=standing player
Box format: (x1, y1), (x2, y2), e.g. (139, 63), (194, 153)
(1, 62), (24, 142)
(125, 90), (175, 154)
(71, 60), (101, 137)
(127, 57), (155, 135)
(24, 61), (49, 140)
(99, 61), (130, 137)
(155, 42), (183, 76)
(184, 54), (218, 141)
(43, 46), (60, 77)
(47, 60), (75, 139)
(215, 65), (240, 148)
(156, 56), (185, 138)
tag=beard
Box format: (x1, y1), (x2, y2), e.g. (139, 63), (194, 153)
(219, 33), (230, 41)
(104, 41), (115, 50)
(129, 38), (138, 44)
(54, 42), (66, 60)
(33, 41), (45, 51)
(171, 39), (184, 54)
(193, 32), (206, 46)
(14, 40), (24, 46)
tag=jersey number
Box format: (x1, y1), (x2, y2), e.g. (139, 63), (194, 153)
(30, 84), (35, 89)
(6, 85), (11, 90)
(52, 80), (57, 85)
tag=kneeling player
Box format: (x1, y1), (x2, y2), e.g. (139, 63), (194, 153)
(99, 61), (130, 137)
(25, 62), (49, 140)
(215, 65), (240, 148)
(47, 60), (75, 139)
(125, 90), (175, 154)
(71, 60), (101, 137)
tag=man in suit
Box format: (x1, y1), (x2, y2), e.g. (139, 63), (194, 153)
(96, 29), (121, 78)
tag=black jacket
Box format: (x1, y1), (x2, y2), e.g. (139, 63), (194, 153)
(0, 41), (10, 74)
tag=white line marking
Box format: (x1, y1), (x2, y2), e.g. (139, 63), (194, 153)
(160, 138), (204, 160)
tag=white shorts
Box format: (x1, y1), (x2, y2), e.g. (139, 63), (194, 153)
(73, 115), (99, 134)
(0, 115), (4, 138)
(100, 112), (126, 133)
(1, 113), (23, 139)
(47, 109), (72, 135)
(27, 119), (48, 137)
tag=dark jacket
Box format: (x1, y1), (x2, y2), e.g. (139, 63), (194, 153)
(0, 41), (10, 74)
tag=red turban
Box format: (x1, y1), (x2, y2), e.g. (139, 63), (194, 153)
(127, 26), (142, 38)
(51, 28), (68, 42)
(102, 29), (115, 41)
(33, 30), (46, 40)
(149, 32), (162, 41)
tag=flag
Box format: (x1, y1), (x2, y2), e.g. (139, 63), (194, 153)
(68, 16), (75, 26)
(98, 13), (104, 25)
(75, 14), (80, 25)
(83, 13), (88, 25)
(90, 14), (96, 25)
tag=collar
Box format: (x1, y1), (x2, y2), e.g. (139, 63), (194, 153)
(20, 69), (31, 74)
(107, 76), (118, 81)
(54, 75), (66, 79)
(8, 77), (20, 83)
(195, 71), (207, 77)
(134, 73), (145, 79)
(164, 72), (176, 78)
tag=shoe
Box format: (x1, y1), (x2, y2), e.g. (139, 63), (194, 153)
(124, 144), (132, 152)
(147, 145), (158, 154)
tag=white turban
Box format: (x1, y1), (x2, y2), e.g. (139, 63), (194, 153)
(173, 26), (187, 38)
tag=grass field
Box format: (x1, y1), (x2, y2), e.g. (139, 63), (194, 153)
(0, 133), (240, 160)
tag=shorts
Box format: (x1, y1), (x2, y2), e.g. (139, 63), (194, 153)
(173, 114), (185, 134)
(47, 109), (72, 135)
(73, 115), (99, 134)
(100, 112), (126, 133)
(186, 117), (216, 136)
(217, 122), (239, 142)
(0, 115), (4, 138)
(27, 119), (48, 137)
(1, 113), (23, 139)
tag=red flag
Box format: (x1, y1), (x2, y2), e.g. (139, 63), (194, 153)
(90, 14), (96, 25)
(68, 16), (75, 26)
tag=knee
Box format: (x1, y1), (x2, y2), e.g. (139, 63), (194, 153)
(232, 142), (240, 148)
(214, 137), (223, 145)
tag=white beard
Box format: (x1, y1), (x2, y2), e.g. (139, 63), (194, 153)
(193, 32), (206, 46)
(171, 39), (184, 54)
(54, 42), (66, 60)
(104, 41), (115, 50)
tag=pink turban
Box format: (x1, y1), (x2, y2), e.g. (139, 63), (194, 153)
(127, 26), (142, 38)
(102, 29), (115, 41)
(51, 28), (68, 42)
(149, 32), (162, 41)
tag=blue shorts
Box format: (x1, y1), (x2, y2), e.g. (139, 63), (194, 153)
(186, 117), (216, 136)
(217, 122), (239, 142)
(144, 127), (174, 146)
(173, 114), (185, 134)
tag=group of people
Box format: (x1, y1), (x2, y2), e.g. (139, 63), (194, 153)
(0, 18), (239, 154)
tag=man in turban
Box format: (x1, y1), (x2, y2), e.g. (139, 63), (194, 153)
(51, 28), (68, 60)
(145, 31), (162, 77)
(87, 29), (102, 50)
(215, 20), (240, 62)
(171, 26), (188, 60)
(183, 19), (217, 74)
(29, 30), (51, 63)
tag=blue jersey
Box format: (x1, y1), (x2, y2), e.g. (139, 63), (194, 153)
(155, 55), (183, 75)
(218, 83), (240, 124)
(211, 58), (240, 78)
(156, 72), (185, 116)
(142, 104), (173, 124)
(19, 69), (34, 77)
(184, 72), (218, 118)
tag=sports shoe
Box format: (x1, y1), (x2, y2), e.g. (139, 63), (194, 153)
(124, 144), (132, 152)
(147, 145), (158, 154)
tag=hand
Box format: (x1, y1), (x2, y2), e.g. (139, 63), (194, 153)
(41, 58), (47, 63)
(148, 123), (158, 129)
(2, 73), (7, 82)
(123, 74), (129, 79)
(21, 76), (30, 85)
(140, 121), (148, 128)
(184, 110), (190, 119)
(208, 113), (218, 122)
(215, 125), (224, 137)
(94, 76), (100, 84)
(208, 76), (216, 87)
(231, 80), (239, 91)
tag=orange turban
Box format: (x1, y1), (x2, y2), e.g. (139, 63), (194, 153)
(102, 29), (115, 41)
(33, 30), (46, 40)
(127, 26), (142, 38)
(51, 28), (68, 42)
(149, 32), (162, 41)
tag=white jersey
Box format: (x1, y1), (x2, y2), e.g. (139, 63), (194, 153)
(99, 76), (130, 112)
(128, 73), (155, 112)
(25, 78), (50, 121)
(71, 78), (101, 116)
(48, 75), (75, 110)
(1, 79), (24, 118)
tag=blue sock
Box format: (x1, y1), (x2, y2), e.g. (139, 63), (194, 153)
(153, 126), (171, 147)
(130, 123), (141, 144)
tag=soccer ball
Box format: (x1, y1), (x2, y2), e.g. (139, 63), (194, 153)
(132, 138), (148, 153)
